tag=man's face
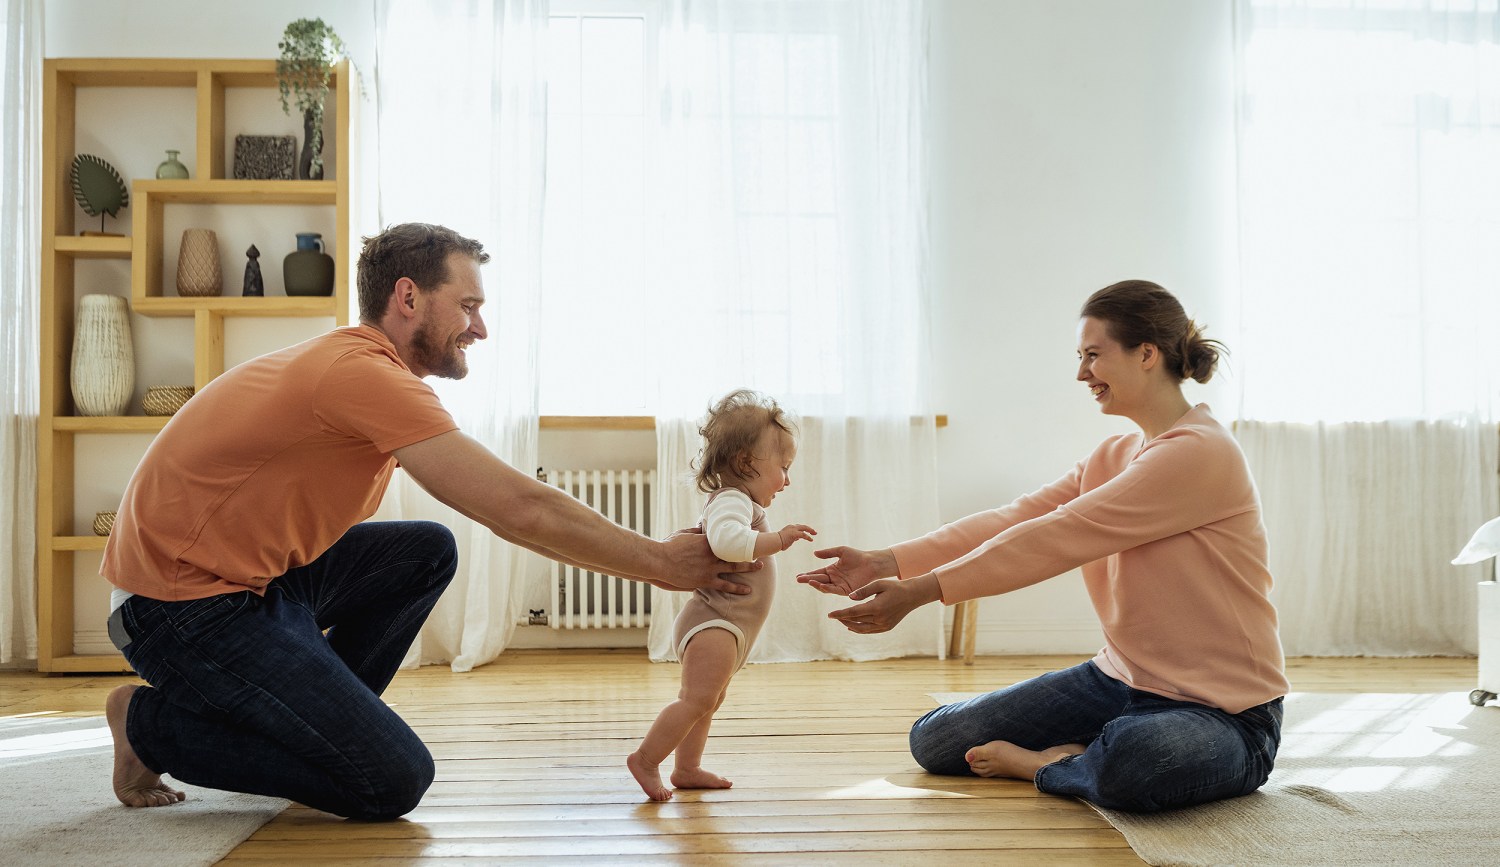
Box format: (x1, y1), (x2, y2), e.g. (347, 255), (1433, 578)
(410, 253), (487, 379)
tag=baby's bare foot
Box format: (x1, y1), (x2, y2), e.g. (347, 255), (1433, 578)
(107, 685), (186, 808)
(964, 740), (1086, 779)
(627, 751), (672, 801)
(671, 766), (733, 790)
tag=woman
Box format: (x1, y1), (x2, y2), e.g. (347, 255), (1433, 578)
(798, 280), (1288, 813)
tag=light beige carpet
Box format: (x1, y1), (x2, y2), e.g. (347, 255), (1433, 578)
(1, 714), (287, 866)
(929, 691), (1499, 866)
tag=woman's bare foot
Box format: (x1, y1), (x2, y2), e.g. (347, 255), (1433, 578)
(627, 751), (672, 801)
(106, 684), (185, 807)
(964, 740), (1087, 779)
(671, 766), (733, 790)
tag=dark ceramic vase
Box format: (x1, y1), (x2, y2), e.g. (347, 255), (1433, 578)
(283, 232), (334, 296)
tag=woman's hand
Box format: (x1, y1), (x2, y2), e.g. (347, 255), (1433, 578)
(827, 573), (942, 633)
(796, 546), (898, 596)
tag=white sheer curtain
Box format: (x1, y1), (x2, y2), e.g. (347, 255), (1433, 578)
(1234, 0), (1500, 655)
(1, 0), (41, 666)
(1238, 420), (1496, 655)
(646, 0), (943, 663)
(372, 0), (547, 671)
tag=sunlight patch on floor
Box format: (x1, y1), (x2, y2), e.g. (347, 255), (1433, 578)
(0, 718), (110, 760)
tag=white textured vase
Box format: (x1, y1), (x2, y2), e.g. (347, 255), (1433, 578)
(70, 294), (135, 416)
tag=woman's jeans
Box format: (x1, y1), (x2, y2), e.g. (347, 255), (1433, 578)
(909, 661), (1283, 812)
(110, 521), (458, 820)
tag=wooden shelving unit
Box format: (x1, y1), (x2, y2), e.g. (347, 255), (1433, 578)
(37, 58), (357, 673)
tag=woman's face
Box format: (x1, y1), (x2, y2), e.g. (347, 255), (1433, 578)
(1076, 316), (1149, 418)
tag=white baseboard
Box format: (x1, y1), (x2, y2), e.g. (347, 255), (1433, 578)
(75, 628), (115, 657)
(507, 625), (649, 650)
(972, 618), (1104, 655)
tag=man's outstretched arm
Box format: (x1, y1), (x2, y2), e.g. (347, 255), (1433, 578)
(394, 430), (752, 594)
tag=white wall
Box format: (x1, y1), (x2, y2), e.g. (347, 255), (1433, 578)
(45, 1), (376, 61)
(928, 0), (1237, 651)
(47, 0), (1240, 655)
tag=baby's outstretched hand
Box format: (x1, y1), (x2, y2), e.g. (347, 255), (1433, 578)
(777, 524), (817, 551)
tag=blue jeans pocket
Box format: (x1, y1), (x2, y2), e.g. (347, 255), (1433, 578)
(170, 592), (254, 642)
(156, 659), (232, 718)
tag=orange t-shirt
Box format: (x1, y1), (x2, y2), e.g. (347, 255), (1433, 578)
(102, 325), (458, 601)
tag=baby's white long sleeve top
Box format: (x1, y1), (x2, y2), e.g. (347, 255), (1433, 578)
(701, 488), (761, 563)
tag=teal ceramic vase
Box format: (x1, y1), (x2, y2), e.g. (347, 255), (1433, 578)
(283, 232), (334, 296)
(155, 149), (189, 179)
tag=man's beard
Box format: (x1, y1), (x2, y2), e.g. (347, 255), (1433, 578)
(411, 320), (468, 379)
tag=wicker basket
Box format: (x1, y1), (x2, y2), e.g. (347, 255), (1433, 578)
(143, 385), (194, 416)
(92, 510), (117, 536)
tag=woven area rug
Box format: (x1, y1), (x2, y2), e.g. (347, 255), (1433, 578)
(929, 691), (1499, 866)
(0, 714), (287, 866)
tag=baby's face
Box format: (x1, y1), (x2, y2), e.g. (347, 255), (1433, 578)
(740, 427), (796, 508)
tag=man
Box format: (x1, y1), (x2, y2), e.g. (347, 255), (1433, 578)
(101, 223), (752, 819)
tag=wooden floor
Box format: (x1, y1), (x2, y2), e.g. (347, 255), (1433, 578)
(1, 652), (1478, 865)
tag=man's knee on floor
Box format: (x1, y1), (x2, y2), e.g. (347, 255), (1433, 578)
(347, 747), (436, 820)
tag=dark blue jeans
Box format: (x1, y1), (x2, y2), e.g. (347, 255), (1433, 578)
(112, 521), (458, 820)
(909, 660), (1283, 812)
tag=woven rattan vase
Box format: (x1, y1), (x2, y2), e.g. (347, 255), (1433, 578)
(70, 294), (134, 416)
(92, 511), (117, 536)
(143, 385), (194, 416)
(176, 228), (222, 296)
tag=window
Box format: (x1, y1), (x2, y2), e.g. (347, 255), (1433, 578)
(1235, 0), (1500, 422)
(540, 9), (653, 415)
(539, 2), (851, 414)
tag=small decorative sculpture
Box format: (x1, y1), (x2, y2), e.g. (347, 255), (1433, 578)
(243, 245), (265, 296)
(70, 154), (129, 235)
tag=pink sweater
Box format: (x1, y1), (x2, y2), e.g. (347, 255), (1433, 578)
(892, 404), (1288, 713)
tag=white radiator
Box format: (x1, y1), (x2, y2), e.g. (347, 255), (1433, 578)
(542, 468), (656, 629)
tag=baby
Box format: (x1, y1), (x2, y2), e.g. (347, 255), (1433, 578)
(627, 389), (816, 801)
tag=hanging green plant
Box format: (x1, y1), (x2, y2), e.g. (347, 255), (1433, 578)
(70, 153), (129, 235)
(276, 17), (348, 179)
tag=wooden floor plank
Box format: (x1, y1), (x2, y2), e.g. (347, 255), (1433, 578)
(226, 827), (1134, 857)
(2, 651), (1476, 865)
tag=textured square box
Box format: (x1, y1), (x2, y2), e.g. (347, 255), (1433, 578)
(233, 134), (297, 180)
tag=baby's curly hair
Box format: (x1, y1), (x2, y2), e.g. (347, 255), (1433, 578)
(693, 389), (796, 494)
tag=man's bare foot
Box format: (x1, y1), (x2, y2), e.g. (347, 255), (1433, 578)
(627, 751), (672, 801)
(671, 766), (733, 790)
(106, 684), (185, 808)
(964, 740), (1087, 779)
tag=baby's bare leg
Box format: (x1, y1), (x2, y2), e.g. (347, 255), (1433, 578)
(671, 687), (732, 790)
(628, 629), (739, 801)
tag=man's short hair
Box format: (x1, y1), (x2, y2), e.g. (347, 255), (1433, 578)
(356, 223), (489, 322)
